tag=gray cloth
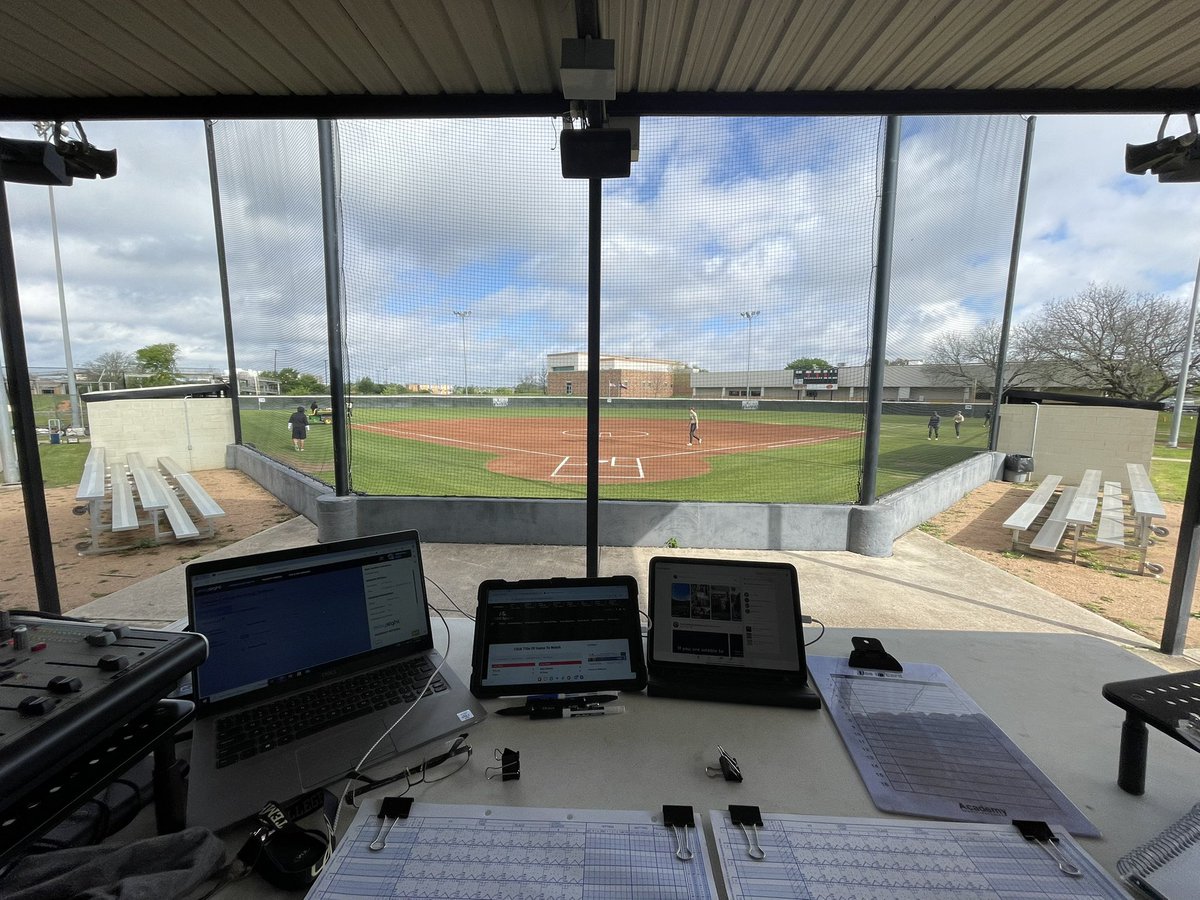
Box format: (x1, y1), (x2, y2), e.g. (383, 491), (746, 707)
(1, 827), (227, 900)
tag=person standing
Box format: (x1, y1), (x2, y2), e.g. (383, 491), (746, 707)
(289, 405), (309, 451)
(688, 407), (702, 446)
(953, 410), (965, 438)
(927, 410), (941, 441)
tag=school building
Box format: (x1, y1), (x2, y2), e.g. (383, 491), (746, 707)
(545, 352), (693, 398)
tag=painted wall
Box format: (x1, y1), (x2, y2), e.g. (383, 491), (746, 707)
(87, 398), (234, 470)
(995, 404), (1156, 487)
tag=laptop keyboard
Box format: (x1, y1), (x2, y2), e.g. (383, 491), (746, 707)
(214, 657), (448, 768)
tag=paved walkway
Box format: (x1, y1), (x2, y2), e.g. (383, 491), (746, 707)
(73, 515), (1198, 672)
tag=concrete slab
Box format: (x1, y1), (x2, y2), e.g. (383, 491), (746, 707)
(72, 516), (1198, 672)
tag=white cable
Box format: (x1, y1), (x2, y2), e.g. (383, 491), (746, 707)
(329, 606), (453, 840)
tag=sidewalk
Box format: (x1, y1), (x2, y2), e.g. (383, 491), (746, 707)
(72, 516), (1199, 672)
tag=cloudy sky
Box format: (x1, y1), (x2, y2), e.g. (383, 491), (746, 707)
(2, 113), (1198, 388)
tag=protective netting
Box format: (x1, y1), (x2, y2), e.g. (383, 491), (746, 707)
(210, 115), (1025, 504)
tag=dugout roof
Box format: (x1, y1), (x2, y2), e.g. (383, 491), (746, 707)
(1, 0), (1199, 121)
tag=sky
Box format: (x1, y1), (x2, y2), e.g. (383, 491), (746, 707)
(1, 113), (1198, 389)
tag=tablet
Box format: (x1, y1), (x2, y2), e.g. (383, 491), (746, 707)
(646, 556), (819, 708)
(470, 575), (647, 698)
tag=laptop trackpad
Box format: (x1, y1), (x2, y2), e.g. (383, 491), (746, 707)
(295, 715), (398, 790)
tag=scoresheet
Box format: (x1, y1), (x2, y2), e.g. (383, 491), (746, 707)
(711, 812), (1126, 899)
(806, 654), (1099, 837)
(307, 801), (720, 899)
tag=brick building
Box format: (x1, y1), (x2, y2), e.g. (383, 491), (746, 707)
(546, 352), (691, 398)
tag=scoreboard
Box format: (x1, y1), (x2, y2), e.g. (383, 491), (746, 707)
(793, 368), (839, 391)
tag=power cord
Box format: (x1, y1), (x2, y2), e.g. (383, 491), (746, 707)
(802, 615), (826, 647)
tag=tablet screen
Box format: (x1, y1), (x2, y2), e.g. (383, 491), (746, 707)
(648, 557), (805, 676)
(470, 576), (647, 697)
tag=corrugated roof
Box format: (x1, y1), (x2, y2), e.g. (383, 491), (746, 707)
(1, 1), (1198, 120)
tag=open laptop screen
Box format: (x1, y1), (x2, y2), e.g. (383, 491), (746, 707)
(648, 557), (806, 676)
(187, 531), (432, 709)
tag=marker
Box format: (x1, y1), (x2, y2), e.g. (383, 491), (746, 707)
(564, 704), (625, 718)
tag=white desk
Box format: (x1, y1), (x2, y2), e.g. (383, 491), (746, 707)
(213, 622), (1197, 897)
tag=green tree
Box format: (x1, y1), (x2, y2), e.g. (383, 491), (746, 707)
(785, 357), (833, 370)
(135, 343), (179, 386)
(354, 376), (384, 395)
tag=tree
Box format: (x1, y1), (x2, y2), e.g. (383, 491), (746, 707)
(135, 343), (179, 386)
(926, 319), (1047, 394)
(785, 357), (833, 370)
(354, 376), (384, 395)
(1024, 283), (1200, 400)
(514, 371), (547, 395)
(84, 350), (136, 388)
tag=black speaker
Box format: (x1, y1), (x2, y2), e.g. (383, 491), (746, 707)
(560, 128), (632, 179)
(0, 138), (72, 186)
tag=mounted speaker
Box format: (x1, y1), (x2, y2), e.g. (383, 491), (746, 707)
(0, 138), (72, 186)
(560, 128), (632, 179)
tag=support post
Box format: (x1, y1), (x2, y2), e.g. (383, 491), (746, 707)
(1162, 412), (1200, 654)
(586, 177), (601, 577)
(0, 182), (60, 613)
(318, 120), (350, 495)
(1168, 251), (1200, 447)
(205, 121), (242, 442)
(859, 116), (901, 505)
(991, 115), (1037, 450)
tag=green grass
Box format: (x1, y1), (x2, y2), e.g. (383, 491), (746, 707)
(37, 441), (93, 488)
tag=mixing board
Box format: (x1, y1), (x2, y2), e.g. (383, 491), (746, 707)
(0, 611), (207, 860)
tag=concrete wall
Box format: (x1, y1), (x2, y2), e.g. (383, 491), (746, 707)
(995, 404), (1155, 487)
(87, 398), (234, 470)
(232, 446), (1001, 557)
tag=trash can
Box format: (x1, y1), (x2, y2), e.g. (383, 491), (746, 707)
(49, 432), (60, 445)
(1003, 453), (1033, 483)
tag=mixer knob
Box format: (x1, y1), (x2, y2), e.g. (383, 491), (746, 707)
(86, 631), (117, 647)
(48, 675), (83, 694)
(12, 625), (29, 651)
(103, 624), (130, 639)
(98, 654), (129, 672)
(18, 695), (55, 716)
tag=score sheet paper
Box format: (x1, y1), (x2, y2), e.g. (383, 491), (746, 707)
(806, 654), (1099, 837)
(306, 801), (720, 899)
(711, 812), (1126, 899)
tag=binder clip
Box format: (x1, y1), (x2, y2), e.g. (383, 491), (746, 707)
(662, 805), (695, 861)
(485, 748), (520, 781)
(1013, 820), (1082, 877)
(704, 746), (744, 782)
(369, 795), (413, 851)
(848, 635), (902, 672)
(729, 805), (765, 860)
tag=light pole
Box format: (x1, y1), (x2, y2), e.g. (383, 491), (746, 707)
(35, 123), (81, 431)
(1168, 250), (1200, 448)
(452, 310), (471, 394)
(739, 310), (759, 398)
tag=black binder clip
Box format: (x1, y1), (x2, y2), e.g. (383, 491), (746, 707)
(485, 748), (520, 781)
(704, 746), (744, 782)
(369, 795), (413, 851)
(662, 805), (695, 861)
(729, 805), (765, 860)
(848, 635), (903, 672)
(1013, 820), (1082, 877)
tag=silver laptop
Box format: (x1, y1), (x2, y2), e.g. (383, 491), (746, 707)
(185, 530), (486, 829)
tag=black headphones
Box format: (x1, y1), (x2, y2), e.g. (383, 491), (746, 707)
(236, 789), (338, 890)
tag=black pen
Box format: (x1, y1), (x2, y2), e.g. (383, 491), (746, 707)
(497, 694), (618, 716)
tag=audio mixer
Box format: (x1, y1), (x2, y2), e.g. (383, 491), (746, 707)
(0, 611), (207, 861)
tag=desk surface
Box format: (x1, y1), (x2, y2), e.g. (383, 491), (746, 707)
(212, 623), (1197, 898)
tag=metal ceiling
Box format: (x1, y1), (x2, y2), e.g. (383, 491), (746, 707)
(1, 0), (1199, 121)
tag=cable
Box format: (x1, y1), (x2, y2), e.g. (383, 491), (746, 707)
(329, 606), (454, 841)
(802, 615), (826, 647)
(425, 576), (473, 621)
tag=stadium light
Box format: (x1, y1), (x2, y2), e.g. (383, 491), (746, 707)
(1125, 113), (1200, 182)
(453, 310), (471, 394)
(739, 310), (760, 399)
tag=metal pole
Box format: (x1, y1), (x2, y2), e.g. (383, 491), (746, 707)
(586, 177), (601, 577)
(1168, 251), (1200, 447)
(991, 115), (1037, 451)
(0, 182), (61, 613)
(1162, 410), (1200, 653)
(739, 310), (759, 398)
(859, 116), (901, 506)
(318, 120), (350, 495)
(453, 310), (471, 393)
(205, 120), (242, 440)
(0, 369), (19, 484)
(47, 187), (81, 431)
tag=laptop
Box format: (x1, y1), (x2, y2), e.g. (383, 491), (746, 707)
(646, 556), (820, 709)
(184, 530), (487, 829)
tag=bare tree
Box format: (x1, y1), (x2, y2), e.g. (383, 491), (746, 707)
(926, 319), (1047, 393)
(1024, 283), (1199, 401)
(82, 350), (136, 388)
